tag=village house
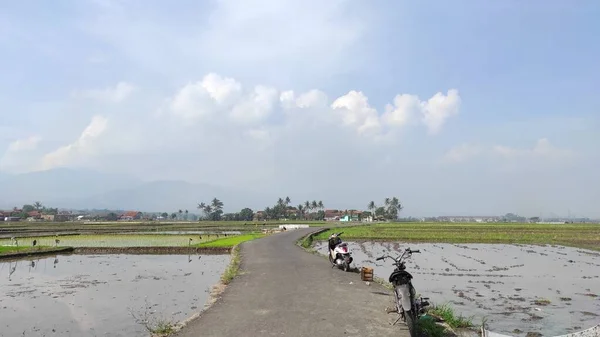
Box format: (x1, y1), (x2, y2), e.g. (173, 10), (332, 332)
(119, 211), (143, 221)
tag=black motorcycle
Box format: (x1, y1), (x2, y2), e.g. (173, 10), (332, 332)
(376, 248), (429, 337)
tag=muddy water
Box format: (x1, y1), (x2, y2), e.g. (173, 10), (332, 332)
(0, 254), (230, 337)
(315, 241), (600, 336)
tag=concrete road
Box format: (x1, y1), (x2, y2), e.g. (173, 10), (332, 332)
(175, 228), (409, 337)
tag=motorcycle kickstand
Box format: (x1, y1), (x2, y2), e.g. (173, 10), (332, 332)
(391, 315), (402, 326)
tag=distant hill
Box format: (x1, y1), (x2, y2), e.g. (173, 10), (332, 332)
(0, 168), (269, 213)
(78, 180), (261, 213)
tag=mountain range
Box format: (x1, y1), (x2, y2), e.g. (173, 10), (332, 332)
(0, 168), (270, 213)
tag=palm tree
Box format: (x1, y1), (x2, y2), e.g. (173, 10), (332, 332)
(297, 204), (304, 219)
(33, 201), (43, 211)
(285, 196), (291, 206)
(211, 198), (224, 211)
(185, 209), (189, 220)
(318, 200), (324, 211)
(311, 200), (318, 210)
(304, 200), (310, 212)
(178, 209), (183, 220)
(368, 201), (376, 213)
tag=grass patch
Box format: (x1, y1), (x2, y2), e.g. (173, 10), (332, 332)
(300, 233), (314, 249)
(221, 245), (241, 285)
(196, 233), (266, 248)
(533, 298), (551, 306)
(150, 320), (175, 336)
(427, 303), (473, 329)
(0, 245), (56, 255)
(313, 222), (600, 251)
(0, 246), (31, 254)
(418, 315), (446, 337)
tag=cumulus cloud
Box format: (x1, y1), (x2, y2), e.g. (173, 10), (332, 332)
(40, 116), (108, 170)
(421, 89), (461, 134)
(331, 90), (382, 136)
(71, 82), (136, 103)
(2, 73), (459, 188)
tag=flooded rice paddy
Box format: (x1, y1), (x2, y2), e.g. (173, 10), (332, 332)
(0, 234), (228, 247)
(0, 253), (230, 336)
(315, 241), (600, 336)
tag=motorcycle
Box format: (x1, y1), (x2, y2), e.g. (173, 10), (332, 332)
(327, 232), (353, 272)
(376, 248), (430, 337)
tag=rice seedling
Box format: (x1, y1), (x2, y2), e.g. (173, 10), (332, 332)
(313, 222), (600, 250)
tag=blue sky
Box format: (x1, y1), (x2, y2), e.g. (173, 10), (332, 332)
(1, 0), (599, 217)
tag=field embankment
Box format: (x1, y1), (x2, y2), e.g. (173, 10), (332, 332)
(0, 246), (74, 259)
(314, 222), (600, 251)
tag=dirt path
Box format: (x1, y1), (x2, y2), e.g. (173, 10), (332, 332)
(174, 228), (409, 337)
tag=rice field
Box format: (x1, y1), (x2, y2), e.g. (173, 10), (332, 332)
(196, 233), (267, 248)
(0, 234), (226, 248)
(314, 222), (600, 251)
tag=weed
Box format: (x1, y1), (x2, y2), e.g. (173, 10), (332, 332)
(221, 245), (241, 285)
(427, 303), (473, 329)
(129, 298), (176, 336)
(533, 298), (551, 306)
(417, 315), (446, 337)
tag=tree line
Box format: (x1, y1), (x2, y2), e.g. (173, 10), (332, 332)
(367, 197), (403, 220)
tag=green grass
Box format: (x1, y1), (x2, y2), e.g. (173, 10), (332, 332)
(417, 315), (446, 337)
(0, 245), (58, 255)
(221, 245), (241, 284)
(427, 303), (474, 329)
(0, 246), (32, 254)
(195, 233), (266, 248)
(313, 222), (600, 250)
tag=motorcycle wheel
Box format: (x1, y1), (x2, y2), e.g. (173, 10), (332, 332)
(404, 309), (417, 337)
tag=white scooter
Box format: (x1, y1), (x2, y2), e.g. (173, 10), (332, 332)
(328, 232), (354, 272)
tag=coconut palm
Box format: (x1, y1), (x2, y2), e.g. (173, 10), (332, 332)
(297, 204), (304, 219)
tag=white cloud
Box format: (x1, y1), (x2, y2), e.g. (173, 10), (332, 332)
(0, 136), (42, 173)
(229, 85), (279, 124)
(493, 138), (574, 160)
(6, 136), (41, 153)
(443, 138), (575, 164)
(40, 115), (109, 170)
(72, 82), (136, 103)
(331, 90), (381, 136)
(420, 89), (461, 134)
(442, 143), (484, 163)
(8, 73), (459, 185)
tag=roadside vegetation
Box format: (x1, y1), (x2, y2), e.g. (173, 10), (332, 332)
(314, 222), (600, 250)
(221, 245), (241, 284)
(426, 303), (474, 329)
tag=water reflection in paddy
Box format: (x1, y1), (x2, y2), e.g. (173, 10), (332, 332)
(0, 253), (230, 337)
